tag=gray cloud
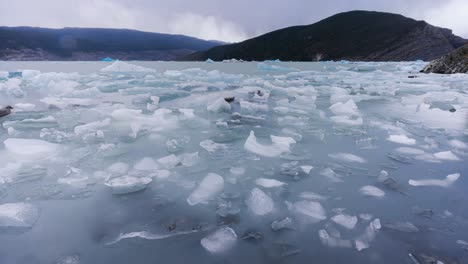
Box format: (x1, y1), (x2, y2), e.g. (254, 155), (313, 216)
(0, 0), (467, 42)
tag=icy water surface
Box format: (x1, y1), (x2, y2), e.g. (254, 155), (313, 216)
(0, 61), (467, 264)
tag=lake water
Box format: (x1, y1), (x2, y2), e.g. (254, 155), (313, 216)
(0, 61), (467, 264)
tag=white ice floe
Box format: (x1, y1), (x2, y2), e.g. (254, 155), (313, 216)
(329, 99), (359, 116)
(134, 157), (160, 171)
(240, 100), (268, 113)
(291, 200), (326, 222)
(13, 103), (36, 111)
(360, 186), (385, 198)
(107, 229), (199, 245)
(300, 165), (314, 174)
(387, 134), (416, 145)
(201, 227), (237, 254)
(0, 202), (40, 230)
(157, 154), (181, 169)
(101, 61), (155, 73)
(332, 214), (358, 229)
(187, 173), (224, 206)
(207, 97), (231, 113)
(328, 153), (367, 163)
(319, 229), (353, 248)
(107, 162), (129, 176)
(245, 187), (274, 215)
(299, 192), (327, 201)
(409, 173), (460, 188)
(448, 139), (467, 149)
(395, 147), (426, 155)
(199, 140), (227, 154)
(320, 168), (343, 183)
(105, 176), (152, 195)
(230, 167), (245, 176)
(244, 131), (296, 157)
(74, 119), (111, 136)
(433, 151), (461, 161)
(255, 178), (286, 188)
(330, 115), (363, 126)
(3, 138), (61, 158)
(354, 218), (381, 251)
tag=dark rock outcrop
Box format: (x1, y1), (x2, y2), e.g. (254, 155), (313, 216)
(183, 11), (467, 62)
(421, 44), (468, 74)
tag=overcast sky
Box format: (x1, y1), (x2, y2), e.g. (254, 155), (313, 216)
(1, 0), (467, 42)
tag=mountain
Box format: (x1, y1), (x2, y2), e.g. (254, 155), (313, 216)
(0, 27), (222, 61)
(421, 44), (468, 74)
(184, 11), (467, 62)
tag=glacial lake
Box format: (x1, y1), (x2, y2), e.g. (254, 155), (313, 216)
(0, 61), (467, 264)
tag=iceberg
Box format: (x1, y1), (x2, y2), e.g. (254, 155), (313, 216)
(187, 173), (224, 206)
(245, 187), (274, 215)
(244, 131), (296, 157)
(105, 176), (152, 195)
(101, 61), (155, 73)
(409, 173), (460, 187)
(201, 227), (237, 254)
(4, 138), (61, 158)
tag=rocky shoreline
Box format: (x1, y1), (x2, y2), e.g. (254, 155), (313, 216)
(421, 44), (468, 74)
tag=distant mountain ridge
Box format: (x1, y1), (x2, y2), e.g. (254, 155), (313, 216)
(0, 27), (222, 61)
(184, 11), (467, 62)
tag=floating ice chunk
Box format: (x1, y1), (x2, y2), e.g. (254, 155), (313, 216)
(330, 115), (363, 126)
(328, 153), (367, 163)
(199, 139), (227, 154)
(329, 99), (359, 116)
(320, 168), (343, 183)
(201, 227), (237, 254)
(55, 255), (80, 264)
(354, 218), (381, 251)
(107, 229), (200, 245)
(409, 173), (460, 188)
(179, 108), (196, 119)
(331, 214), (358, 229)
(107, 162), (129, 176)
(134, 157), (159, 171)
(3, 116), (58, 130)
(57, 167), (89, 188)
(271, 217), (295, 231)
(146, 96), (160, 111)
(240, 100), (268, 113)
(383, 221), (420, 233)
(448, 140), (467, 149)
(40, 97), (94, 109)
(291, 200), (326, 222)
(299, 192), (327, 201)
(4, 138), (61, 158)
(300, 165), (313, 174)
(395, 147), (425, 155)
(187, 173), (224, 206)
(157, 154), (181, 169)
(246, 187), (274, 216)
(257, 62), (296, 72)
(433, 151), (460, 161)
(360, 186), (385, 198)
(207, 97), (231, 113)
(359, 214), (373, 221)
(105, 176), (152, 195)
(0, 203), (39, 231)
(319, 229), (353, 248)
(110, 108), (143, 121)
(74, 119), (111, 135)
(230, 167), (245, 176)
(244, 131), (296, 157)
(101, 61), (155, 72)
(13, 103), (36, 111)
(179, 152), (199, 167)
(255, 178), (286, 188)
(387, 134), (416, 145)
